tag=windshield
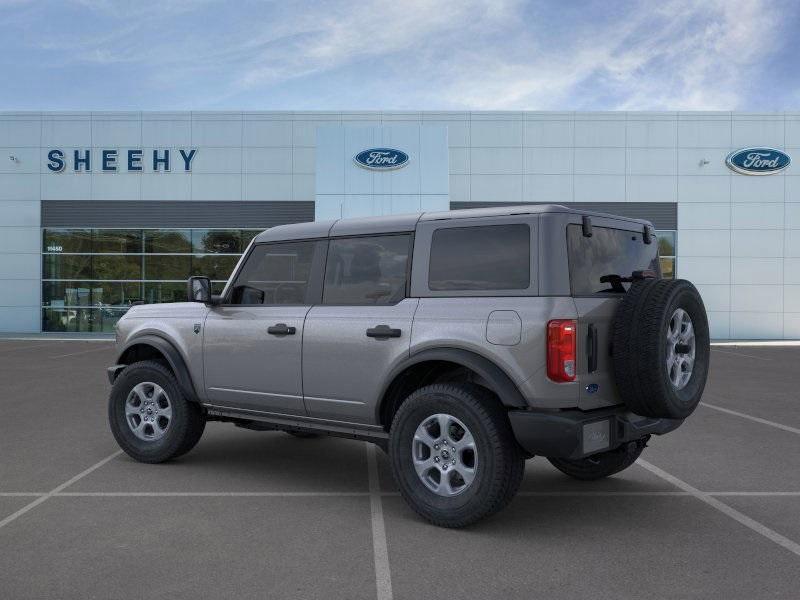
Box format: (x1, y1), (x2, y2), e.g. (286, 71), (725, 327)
(566, 224), (660, 295)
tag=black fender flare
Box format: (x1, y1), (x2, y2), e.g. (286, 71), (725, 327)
(378, 347), (527, 420)
(114, 334), (199, 402)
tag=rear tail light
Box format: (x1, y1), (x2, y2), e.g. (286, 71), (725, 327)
(547, 319), (576, 382)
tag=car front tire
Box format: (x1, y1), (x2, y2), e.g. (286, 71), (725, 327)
(108, 360), (206, 463)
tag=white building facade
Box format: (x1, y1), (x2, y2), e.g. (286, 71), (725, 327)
(0, 110), (798, 339)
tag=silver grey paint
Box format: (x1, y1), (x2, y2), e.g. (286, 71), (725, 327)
(302, 299), (419, 423)
(113, 203), (657, 431)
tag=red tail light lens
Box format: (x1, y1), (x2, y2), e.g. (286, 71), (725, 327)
(547, 319), (577, 382)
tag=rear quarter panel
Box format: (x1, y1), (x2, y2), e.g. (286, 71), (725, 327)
(410, 297), (580, 409)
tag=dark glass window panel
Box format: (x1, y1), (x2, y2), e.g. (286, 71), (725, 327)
(144, 255), (191, 280)
(43, 254), (92, 279)
(144, 282), (187, 304)
(231, 241), (316, 305)
(428, 225), (530, 291)
(656, 231), (676, 257)
(43, 229), (92, 253)
(192, 229), (242, 254)
(43, 281), (142, 307)
(144, 230), (191, 253)
(659, 257), (675, 279)
(93, 229), (142, 253)
(323, 235), (409, 305)
(92, 255), (143, 280)
(240, 230), (260, 249)
(567, 225), (660, 295)
(191, 255), (240, 280)
(211, 281), (227, 295)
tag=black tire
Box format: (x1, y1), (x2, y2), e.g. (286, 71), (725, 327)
(548, 437), (648, 481)
(612, 278), (710, 419)
(285, 430), (320, 439)
(389, 383), (525, 528)
(108, 360), (206, 463)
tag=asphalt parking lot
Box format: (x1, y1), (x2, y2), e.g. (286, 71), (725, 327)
(0, 340), (798, 599)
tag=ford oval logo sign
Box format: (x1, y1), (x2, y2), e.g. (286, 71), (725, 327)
(726, 147), (790, 175)
(354, 148), (409, 170)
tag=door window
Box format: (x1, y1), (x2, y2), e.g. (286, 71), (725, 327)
(322, 235), (410, 305)
(229, 241), (316, 305)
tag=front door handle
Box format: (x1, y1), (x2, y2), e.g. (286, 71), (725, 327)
(366, 325), (402, 338)
(268, 323), (296, 336)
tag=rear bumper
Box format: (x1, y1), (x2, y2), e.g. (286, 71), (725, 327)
(508, 406), (683, 460)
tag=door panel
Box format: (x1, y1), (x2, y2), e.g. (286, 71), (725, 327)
(203, 306), (309, 415)
(574, 297), (624, 410)
(302, 299), (418, 424)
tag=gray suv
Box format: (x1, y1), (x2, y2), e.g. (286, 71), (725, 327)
(108, 204), (710, 527)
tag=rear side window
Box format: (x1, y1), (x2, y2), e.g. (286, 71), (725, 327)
(567, 224), (659, 295)
(230, 241), (316, 305)
(428, 224), (530, 291)
(323, 235), (410, 305)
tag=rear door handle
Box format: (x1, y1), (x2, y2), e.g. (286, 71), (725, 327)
(268, 323), (296, 336)
(366, 325), (402, 338)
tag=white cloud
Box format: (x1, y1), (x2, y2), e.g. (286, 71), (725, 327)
(2, 0), (793, 109)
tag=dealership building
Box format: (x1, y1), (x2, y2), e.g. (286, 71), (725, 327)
(0, 110), (798, 339)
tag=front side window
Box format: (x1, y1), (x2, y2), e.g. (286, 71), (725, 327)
(428, 224), (530, 291)
(567, 224), (660, 295)
(230, 241), (316, 305)
(323, 235), (410, 305)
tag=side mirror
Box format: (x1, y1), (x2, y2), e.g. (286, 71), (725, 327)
(187, 276), (212, 303)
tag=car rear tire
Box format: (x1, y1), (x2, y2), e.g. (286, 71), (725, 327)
(612, 279), (710, 419)
(389, 383), (525, 528)
(108, 360), (206, 463)
(547, 437), (648, 481)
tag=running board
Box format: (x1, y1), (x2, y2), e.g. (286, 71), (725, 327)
(203, 403), (389, 447)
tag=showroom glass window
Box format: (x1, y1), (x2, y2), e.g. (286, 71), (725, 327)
(656, 231), (676, 279)
(41, 228), (262, 333)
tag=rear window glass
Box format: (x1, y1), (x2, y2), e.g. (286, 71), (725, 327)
(428, 224), (530, 291)
(567, 224), (659, 295)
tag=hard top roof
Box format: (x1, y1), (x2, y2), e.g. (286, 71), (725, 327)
(253, 204), (650, 243)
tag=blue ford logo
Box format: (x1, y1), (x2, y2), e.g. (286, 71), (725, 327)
(354, 148), (409, 170)
(726, 147), (790, 175)
(586, 383), (599, 394)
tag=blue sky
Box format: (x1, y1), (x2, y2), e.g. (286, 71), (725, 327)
(1, 0), (798, 111)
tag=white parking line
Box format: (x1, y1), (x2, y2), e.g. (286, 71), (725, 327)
(55, 491), (372, 497)
(49, 345), (114, 359)
(712, 348), (772, 361)
(518, 491), (689, 496)
(0, 337), (112, 342)
(700, 402), (800, 436)
(0, 450), (122, 531)
(2, 490), (798, 498)
(637, 459), (800, 558)
(0, 342), (55, 355)
(366, 443), (393, 600)
(709, 492), (800, 497)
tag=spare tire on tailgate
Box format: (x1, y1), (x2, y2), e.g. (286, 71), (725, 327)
(612, 278), (710, 419)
